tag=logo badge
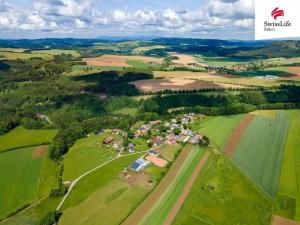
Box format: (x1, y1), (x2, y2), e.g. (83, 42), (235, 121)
(271, 7), (284, 20)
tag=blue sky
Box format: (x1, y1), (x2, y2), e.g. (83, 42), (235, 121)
(0, 0), (255, 39)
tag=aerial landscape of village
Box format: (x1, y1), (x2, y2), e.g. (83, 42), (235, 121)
(0, 0), (300, 225)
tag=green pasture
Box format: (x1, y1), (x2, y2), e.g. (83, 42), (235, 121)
(60, 154), (144, 224)
(173, 155), (273, 225)
(0, 146), (58, 220)
(133, 45), (165, 54)
(59, 179), (148, 225)
(62, 134), (118, 181)
(192, 114), (243, 149)
(0, 51), (53, 60)
(61, 153), (142, 210)
(0, 126), (58, 152)
(195, 55), (250, 67)
(156, 144), (182, 161)
(232, 111), (289, 197)
(140, 146), (204, 225)
(126, 60), (162, 70)
(3, 196), (62, 225)
(113, 107), (138, 116)
(277, 110), (300, 220)
(31, 49), (80, 57)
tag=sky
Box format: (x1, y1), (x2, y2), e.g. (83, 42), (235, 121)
(0, 0), (255, 39)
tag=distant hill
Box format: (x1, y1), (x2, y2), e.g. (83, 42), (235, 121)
(232, 41), (300, 59)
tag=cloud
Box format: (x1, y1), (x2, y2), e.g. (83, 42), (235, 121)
(0, 0), (255, 38)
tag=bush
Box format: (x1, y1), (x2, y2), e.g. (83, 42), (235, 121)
(39, 211), (62, 225)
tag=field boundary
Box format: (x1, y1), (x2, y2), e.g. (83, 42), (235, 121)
(223, 114), (255, 158)
(0, 143), (51, 154)
(121, 145), (192, 225)
(163, 151), (210, 225)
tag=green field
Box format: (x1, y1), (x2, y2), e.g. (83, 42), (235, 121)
(31, 49), (80, 57)
(232, 111), (289, 196)
(113, 107), (138, 116)
(3, 196), (62, 225)
(0, 51), (53, 60)
(126, 60), (162, 70)
(62, 134), (118, 181)
(139, 146), (204, 225)
(133, 45), (165, 54)
(0, 146), (58, 220)
(191, 115), (243, 149)
(0, 126), (58, 152)
(173, 155), (273, 225)
(195, 54), (250, 67)
(277, 110), (300, 220)
(59, 154), (146, 225)
(156, 144), (182, 161)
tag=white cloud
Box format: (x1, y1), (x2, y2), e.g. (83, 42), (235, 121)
(0, 0), (255, 38)
(75, 18), (85, 29)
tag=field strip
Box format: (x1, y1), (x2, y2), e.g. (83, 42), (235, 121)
(121, 146), (192, 225)
(223, 114), (255, 158)
(272, 215), (300, 225)
(163, 151), (210, 225)
(139, 149), (198, 225)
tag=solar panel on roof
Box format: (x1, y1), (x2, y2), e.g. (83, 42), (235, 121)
(131, 162), (141, 170)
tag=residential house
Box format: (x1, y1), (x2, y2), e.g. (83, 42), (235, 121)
(152, 136), (164, 147)
(128, 143), (135, 153)
(113, 140), (123, 151)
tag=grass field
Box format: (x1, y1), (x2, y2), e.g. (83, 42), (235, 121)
(0, 126), (58, 152)
(156, 144), (182, 161)
(126, 60), (162, 70)
(0, 146), (58, 220)
(3, 196), (62, 225)
(113, 107), (139, 116)
(195, 55), (250, 67)
(31, 49), (80, 57)
(59, 154), (145, 225)
(191, 115), (243, 149)
(232, 111), (289, 197)
(0, 51), (53, 60)
(173, 155), (273, 225)
(133, 45), (165, 54)
(277, 110), (300, 220)
(62, 134), (118, 181)
(139, 146), (204, 225)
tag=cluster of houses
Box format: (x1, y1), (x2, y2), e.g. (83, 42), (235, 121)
(98, 113), (206, 173)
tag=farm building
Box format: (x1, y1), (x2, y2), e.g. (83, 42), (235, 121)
(130, 158), (151, 172)
(145, 155), (167, 167)
(103, 136), (114, 144)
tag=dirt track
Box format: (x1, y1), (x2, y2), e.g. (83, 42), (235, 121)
(121, 145), (192, 225)
(272, 216), (300, 225)
(223, 114), (255, 158)
(163, 151), (210, 225)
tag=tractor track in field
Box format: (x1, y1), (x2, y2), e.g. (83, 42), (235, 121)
(121, 145), (193, 225)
